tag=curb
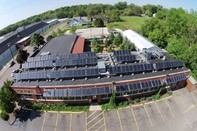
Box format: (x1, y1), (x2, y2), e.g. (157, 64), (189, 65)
(7, 114), (16, 125)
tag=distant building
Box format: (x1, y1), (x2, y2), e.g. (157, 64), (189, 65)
(123, 30), (162, 51)
(68, 17), (88, 27)
(0, 22), (49, 69)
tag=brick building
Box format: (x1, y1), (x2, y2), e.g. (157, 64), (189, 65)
(11, 32), (192, 105)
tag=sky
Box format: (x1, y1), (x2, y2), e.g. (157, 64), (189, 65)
(0, 0), (197, 30)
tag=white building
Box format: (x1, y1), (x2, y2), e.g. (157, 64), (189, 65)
(123, 30), (156, 51)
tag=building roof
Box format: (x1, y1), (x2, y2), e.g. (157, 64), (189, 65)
(123, 30), (155, 51)
(72, 36), (85, 54)
(16, 36), (31, 44)
(0, 22), (48, 55)
(76, 28), (109, 39)
(37, 34), (77, 55)
(12, 68), (189, 88)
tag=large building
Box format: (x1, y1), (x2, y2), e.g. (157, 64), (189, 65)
(0, 22), (49, 69)
(11, 30), (191, 105)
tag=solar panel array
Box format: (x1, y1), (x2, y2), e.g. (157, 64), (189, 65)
(23, 57), (97, 69)
(109, 63), (154, 75)
(154, 60), (184, 70)
(166, 74), (187, 84)
(116, 79), (162, 93)
(116, 55), (136, 63)
(113, 50), (137, 63)
(13, 68), (99, 80)
(113, 50), (131, 56)
(43, 86), (111, 97)
(27, 52), (96, 62)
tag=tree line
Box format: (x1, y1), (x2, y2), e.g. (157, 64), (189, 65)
(140, 8), (197, 79)
(0, 2), (163, 36)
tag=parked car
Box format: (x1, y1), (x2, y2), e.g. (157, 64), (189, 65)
(9, 61), (15, 68)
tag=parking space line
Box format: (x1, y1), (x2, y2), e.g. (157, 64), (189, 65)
(41, 112), (47, 131)
(183, 104), (196, 114)
(55, 113), (59, 131)
(117, 110), (123, 131)
(130, 107), (140, 131)
(103, 111), (107, 131)
(86, 111), (97, 119)
(164, 99), (176, 118)
(85, 113), (88, 131)
(70, 113), (72, 131)
(144, 105), (153, 127)
(154, 102), (165, 122)
(95, 124), (104, 131)
(87, 112), (103, 125)
(88, 118), (104, 130)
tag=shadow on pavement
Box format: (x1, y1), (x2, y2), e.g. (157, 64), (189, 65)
(16, 109), (43, 123)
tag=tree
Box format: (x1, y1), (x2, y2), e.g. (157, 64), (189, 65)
(120, 38), (135, 50)
(70, 26), (77, 34)
(109, 33), (115, 43)
(91, 38), (99, 46)
(141, 8), (197, 79)
(0, 80), (16, 114)
(93, 44), (102, 53)
(106, 9), (121, 22)
(46, 35), (54, 42)
(123, 8), (134, 16)
(133, 6), (143, 15)
(51, 31), (57, 37)
(94, 18), (104, 27)
(30, 33), (45, 48)
(57, 28), (62, 35)
(113, 33), (123, 46)
(16, 49), (29, 64)
(148, 29), (167, 48)
(104, 38), (110, 47)
(114, 1), (127, 10)
(107, 44), (114, 52)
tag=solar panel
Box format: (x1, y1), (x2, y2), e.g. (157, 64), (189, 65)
(166, 74), (187, 84)
(116, 84), (129, 93)
(43, 89), (55, 97)
(154, 60), (184, 70)
(116, 55), (136, 63)
(113, 50), (131, 56)
(81, 88), (96, 96)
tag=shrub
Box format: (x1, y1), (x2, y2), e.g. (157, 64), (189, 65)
(146, 97), (153, 101)
(128, 99), (134, 104)
(140, 97), (145, 102)
(134, 98), (140, 104)
(167, 90), (173, 95)
(94, 18), (104, 27)
(0, 112), (9, 121)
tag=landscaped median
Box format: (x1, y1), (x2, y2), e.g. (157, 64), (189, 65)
(101, 88), (173, 111)
(24, 102), (89, 112)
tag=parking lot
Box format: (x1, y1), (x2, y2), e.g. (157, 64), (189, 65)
(1, 88), (197, 131)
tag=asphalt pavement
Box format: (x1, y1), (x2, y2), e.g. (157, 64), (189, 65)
(1, 88), (197, 131)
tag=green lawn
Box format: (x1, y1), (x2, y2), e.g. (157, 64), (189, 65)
(107, 16), (148, 31)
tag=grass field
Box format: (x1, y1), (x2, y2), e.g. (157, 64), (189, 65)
(107, 16), (148, 31)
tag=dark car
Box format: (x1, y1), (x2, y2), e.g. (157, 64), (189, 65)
(9, 61), (15, 68)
